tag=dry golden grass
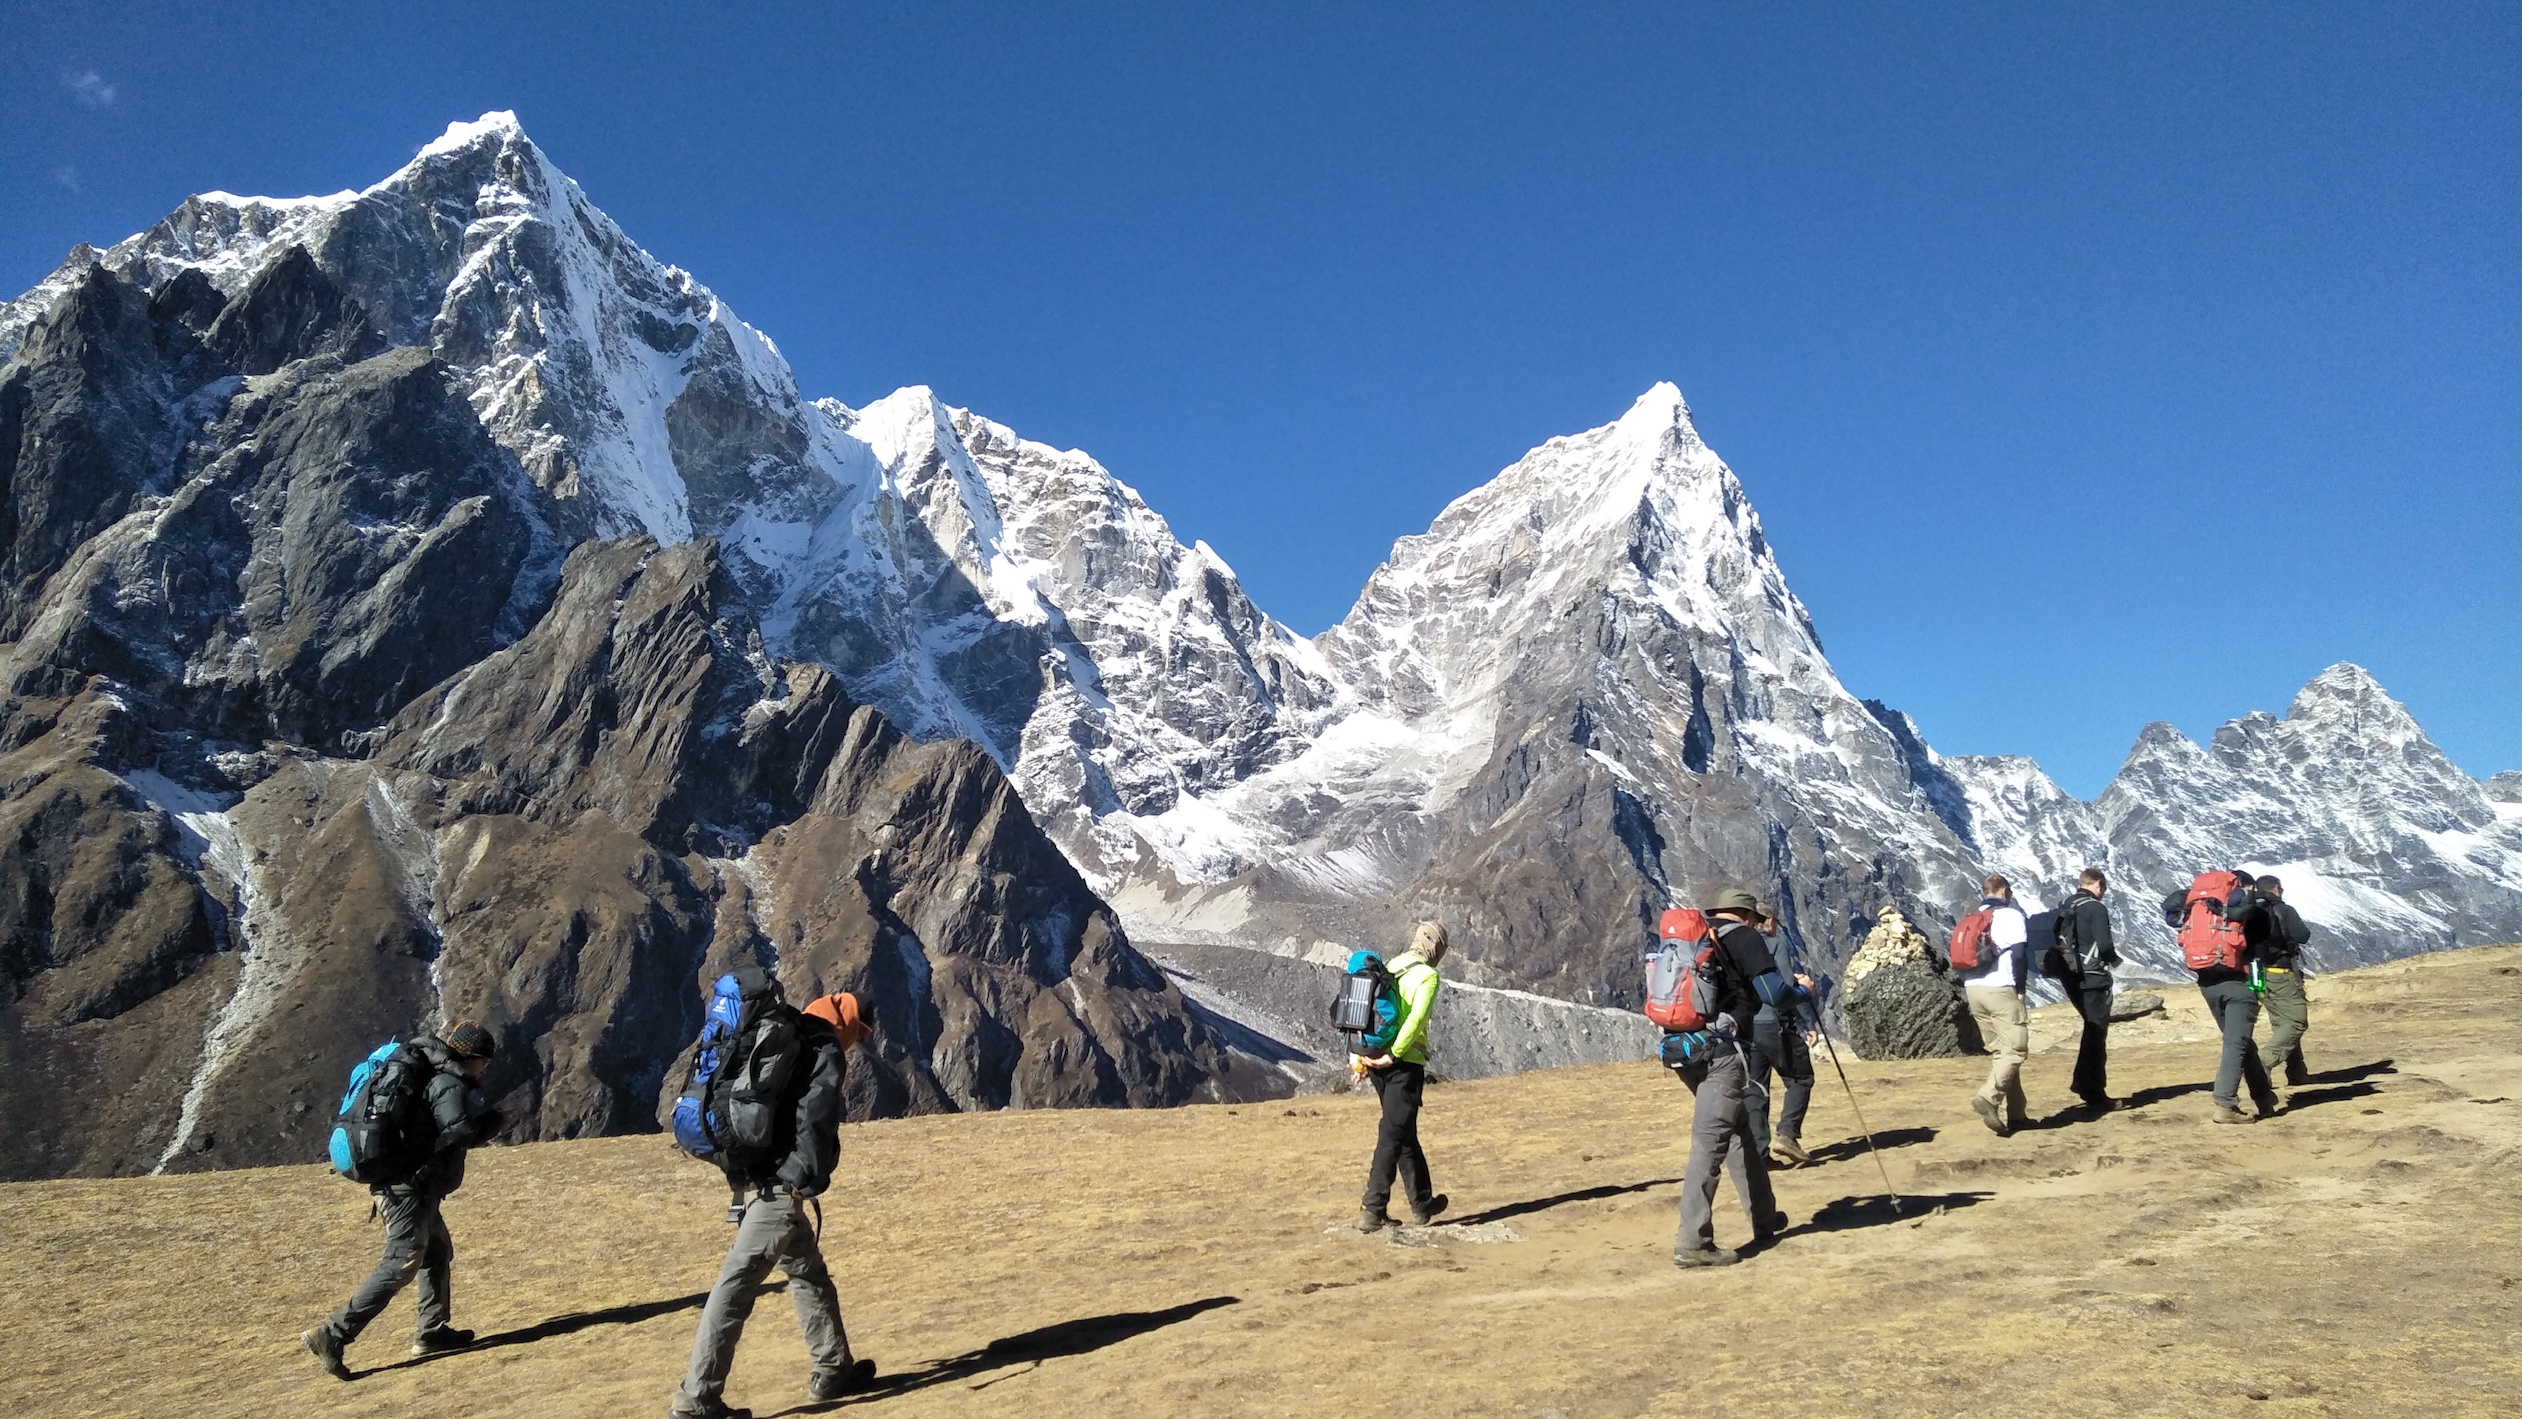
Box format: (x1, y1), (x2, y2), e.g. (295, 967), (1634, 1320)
(5, 945), (2519, 1419)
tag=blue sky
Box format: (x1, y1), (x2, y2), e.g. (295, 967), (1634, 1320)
(4, 2), (2515, 796)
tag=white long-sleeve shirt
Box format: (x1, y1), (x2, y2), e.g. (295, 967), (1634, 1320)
(1960, 899), (2029, 992)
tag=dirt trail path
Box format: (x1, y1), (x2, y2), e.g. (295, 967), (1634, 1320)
(6, 946), (2518, 1418)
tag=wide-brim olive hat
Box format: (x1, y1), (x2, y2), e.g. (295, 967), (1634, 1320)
(1708, 888), (1762, 915)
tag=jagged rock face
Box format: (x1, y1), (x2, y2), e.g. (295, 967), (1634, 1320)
(2487, 772), (2522, 805)
(1843, 961), (1975, 1062)
(0, 131), (1232, 1177)
(1840, 906), (1971, 1061)
(1940, 665), (2522, 978)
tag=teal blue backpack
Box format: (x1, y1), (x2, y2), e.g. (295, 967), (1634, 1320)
(327, 1039), (430, 1184)
(1329, 951), (1402, 1053)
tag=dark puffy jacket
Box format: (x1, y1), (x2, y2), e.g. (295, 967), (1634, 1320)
(2261, 900), (2312, 969)
(744, 1014), (846, 1197)
(1709, 920), (1781, 1037)
(397, 1035), (493, 1199)
(2058, 890), (2119, 977)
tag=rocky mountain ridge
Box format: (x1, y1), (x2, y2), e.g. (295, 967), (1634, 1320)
(0, 119), (1234, 1181)
(6, 115), (2514, 1181)
(1939, 663), (2522, 978)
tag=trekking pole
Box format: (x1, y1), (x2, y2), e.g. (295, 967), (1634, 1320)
(1811, 1027), (1905, 1216)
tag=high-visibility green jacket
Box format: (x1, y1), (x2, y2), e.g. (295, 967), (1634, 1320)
(1385, 951), (1442, 1065)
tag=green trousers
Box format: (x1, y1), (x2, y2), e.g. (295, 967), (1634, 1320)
(2259, 967), (2309, 1082)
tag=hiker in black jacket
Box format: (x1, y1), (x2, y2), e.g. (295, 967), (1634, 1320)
(2251, 876), (2315, 1089)
(303, 1023), (503, 1379)
(2194, 872), (2284, 1124)
(670, 991), (876, 1419)
(2057, 869), (2123, 1112)
(1747, 902), (1817, 1166)
(1671, 889), (1789, 1268)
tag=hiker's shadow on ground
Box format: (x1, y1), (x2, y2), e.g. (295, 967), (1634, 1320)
(2121, 1080), (2210, 1109)
(1449, 1178), (1683, 1227)
(1786, 1191), (1992, 1237)
(370, 1284), (775, 1375)
(2310, 1058), (2395, 1085)
(1799, 1126), (1935, 1164)
(2285, 1080), (2382, 1111)
(776, 1295), (1241, 1411)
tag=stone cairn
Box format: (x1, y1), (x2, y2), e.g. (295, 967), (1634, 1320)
(1844, 906), (1979, 1060)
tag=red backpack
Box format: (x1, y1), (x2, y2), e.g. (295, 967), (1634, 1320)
(1947, 907), (1995, 971)
(1643, 908), (1722, 1032)
(2177, 871), (2251, 972)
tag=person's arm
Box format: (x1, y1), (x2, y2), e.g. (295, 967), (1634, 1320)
(778, 1034), (846, 1195)
(425, 1070), (487, 1155)
(1383, 964), (1441, 1062)
(2088, 900), (2119, 967)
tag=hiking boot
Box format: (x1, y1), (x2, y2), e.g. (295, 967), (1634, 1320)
(808, 1358), (876, 1400)
(666, 1402), (752, 1419)
(1672, 1245), (1741, 1268)
(1971, 1095), (2010, 1137)
(1411, 1193), (1450, 1226)
(410, 1326), (476, 1356)
(2255, 1096), (2285, 1119)
(2079, 1094), (2118, 1115)
(1358, 1208), (1397, 1233)
(2210, 1103), (2254, 1125)
(1750, 1211), (1790, 1250)
(301, 1327), (351, 1381)
(1770, 1136), (1811, 1167)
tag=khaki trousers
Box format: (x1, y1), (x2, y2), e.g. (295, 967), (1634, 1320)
(1966, 987), (2029, 1125)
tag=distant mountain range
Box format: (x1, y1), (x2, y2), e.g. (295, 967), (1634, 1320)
(5, 114), (2513, 1175)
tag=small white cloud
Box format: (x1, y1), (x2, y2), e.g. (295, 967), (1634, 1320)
(66, 70), (117, 108)
(53, 166), (81, 193)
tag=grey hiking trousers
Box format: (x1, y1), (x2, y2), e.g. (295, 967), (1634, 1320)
(1674, 1043), (1777, 1253)
(676, 1191), (852, 1411)
(324, 1189), (453, 1346)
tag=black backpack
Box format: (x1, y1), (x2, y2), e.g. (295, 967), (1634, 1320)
(327, 1040), (435, 1185)
(672, 965), (808, 1178)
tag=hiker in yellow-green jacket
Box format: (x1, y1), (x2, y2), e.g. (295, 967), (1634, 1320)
(1358, 921), (1450, 1230)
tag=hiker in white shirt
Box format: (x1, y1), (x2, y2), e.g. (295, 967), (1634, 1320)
(1960, 874), (2032, 1137)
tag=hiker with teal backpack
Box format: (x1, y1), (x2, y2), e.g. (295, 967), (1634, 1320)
(668, 968), (878, 1419)
(303, 1021), (504, 1380)
(1352, 921), (1450, 1231)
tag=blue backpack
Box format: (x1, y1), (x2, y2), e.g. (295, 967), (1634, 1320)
(673, 965), (804, 1173)
(1329, 950), (1402, 1054)
(327, 1039), (431, 1184)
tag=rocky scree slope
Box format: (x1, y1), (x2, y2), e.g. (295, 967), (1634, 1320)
(0, 138), (1226, 1180)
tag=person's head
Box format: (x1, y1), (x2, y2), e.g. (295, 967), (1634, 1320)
(443, 1021), (496, 1078)
(1708, 888), (1762, 923)
(2079, 867), (2108, 897)
(2255, 874), (2284, 899)
(1411, 919), (1450, 965)
(1982, 873), (2012, 902)
(1755, 901), (1782, 935)
(804, 991), (875, 1050)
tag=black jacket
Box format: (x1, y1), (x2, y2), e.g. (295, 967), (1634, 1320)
(2057, 890), (2119, 979)
(398, 1035), (494, 1199)
(746, 1014), (847, 1197)
(1709, 920), (1780, 1038)
(2259, 900), (2312, 969)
